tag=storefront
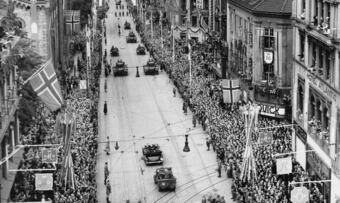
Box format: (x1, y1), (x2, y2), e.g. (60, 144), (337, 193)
(306, 144), (331, 203)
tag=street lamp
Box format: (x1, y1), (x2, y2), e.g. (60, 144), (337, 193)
(183, 134), (190, 152)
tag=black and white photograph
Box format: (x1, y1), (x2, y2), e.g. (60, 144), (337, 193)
(0, 0), (340, 202)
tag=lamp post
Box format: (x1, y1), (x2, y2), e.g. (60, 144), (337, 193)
(183, 134), (190, 152)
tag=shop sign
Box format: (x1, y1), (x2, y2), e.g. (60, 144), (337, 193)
(294, 121), (307, 144)
(307, 72), (337, 102)
(306, 145), (331, 180)
(258, 103), (285, 118)
(264, 51), (274, 64)
(297, 65), (338, 102)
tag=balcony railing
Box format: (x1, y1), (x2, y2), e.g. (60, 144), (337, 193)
(308, 121), (330, 154)
(254, 84), (291, 105)
(14, 0), (48, 4)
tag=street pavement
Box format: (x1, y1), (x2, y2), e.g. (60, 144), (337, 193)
(95, 1), (234, 202)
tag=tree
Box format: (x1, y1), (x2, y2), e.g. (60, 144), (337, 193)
(0, 0), (26, 37)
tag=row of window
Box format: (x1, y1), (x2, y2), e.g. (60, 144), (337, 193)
(229, 12), (254, 47)
(115, 11), (129, 17)
(298, 31), (333, 83)
(299, 0), (332, 36)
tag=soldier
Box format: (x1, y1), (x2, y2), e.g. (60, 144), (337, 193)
(192, 113), (196, 128)
(217, 162), (222, 178)
(104, 162), (109, 185)
(106, 180), (111, 196)
(105, 136), (111, 155)
(103, 101), (108, 115)
(206, 137), (210, 151)
(172, 87), (176, 97)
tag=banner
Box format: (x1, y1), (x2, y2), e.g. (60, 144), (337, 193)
(221, 79), (241, 103)
(276, 156), (292, 175)
(42, 148), (57, 163)
(79, 80), (87, 89)
(64, 10), (80, 35)
(29, 59), (64, 111)
(35, 173), (53, 190)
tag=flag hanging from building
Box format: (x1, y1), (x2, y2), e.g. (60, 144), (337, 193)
(29, 59), (64, 111)
(276, 156), (292, 175)
(221, 79), (241, 103)
(35, 173), (53, 190)
(64, 10), (80, 35)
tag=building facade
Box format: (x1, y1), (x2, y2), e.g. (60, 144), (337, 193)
(226, 0), (293, 119)
(292, 0), (340, 202)
(0, 36), (21, 202)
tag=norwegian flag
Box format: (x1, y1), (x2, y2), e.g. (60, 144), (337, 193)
(29, 59), (64, 111)
(221, 79), (241, 103)
(64, 10), (80, 35)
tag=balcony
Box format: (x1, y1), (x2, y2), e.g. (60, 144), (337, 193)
(254, 83), (291, 106)
(308, 119), (330, 154)
(0, 93), (20, 142)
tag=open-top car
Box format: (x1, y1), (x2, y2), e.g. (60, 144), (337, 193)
(113, 59), (128, 76)
(124, 21), (131, 29)
(110, 46), (119, 57)
(126, 31), (137, 43)
(153, 167), (176, 192)
(142, 144), (163, 165)
(143, 58), (159, 75)
(136, 44), (146, 55)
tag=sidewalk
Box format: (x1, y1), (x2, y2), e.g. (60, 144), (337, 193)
(1, 150), (23, 202)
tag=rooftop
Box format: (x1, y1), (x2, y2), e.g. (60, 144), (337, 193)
(229, 0), (292, 18)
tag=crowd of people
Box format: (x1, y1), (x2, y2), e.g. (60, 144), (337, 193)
(136, 19), (329, 203)
(10, 40), (101, 202)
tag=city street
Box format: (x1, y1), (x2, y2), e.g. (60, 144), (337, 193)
(95, 0), (233, 202)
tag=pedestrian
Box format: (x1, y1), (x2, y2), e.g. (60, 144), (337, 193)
(217, 162), (222, 178)
(103, 101), (108, 115)
(206, 137), (210, 151)
(104, 79), (107, 93)
(104, 162), (109, 185)
(173, 87), (176, 97)
(106, 180), (111, 196)
(105, 136), (111, 155)
(136, 66), (140, 77)
(183, 102), (187, 114)
(192, 114), (196, 128)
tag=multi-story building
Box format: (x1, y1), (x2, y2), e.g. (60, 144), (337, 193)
(50, 0), (66, 71)
(292, 0), (340, 202)
(226, 0), (293, 119)
(0, 36), (21, 202)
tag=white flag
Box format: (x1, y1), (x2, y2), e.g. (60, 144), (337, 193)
(276, 156), (292, 175)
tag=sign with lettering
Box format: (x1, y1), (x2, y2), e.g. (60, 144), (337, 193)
(296, 64), (338, 103)
(264, 51), (274, 64)
(42, 148), (57, 163)
(258, 103), (286, 118)
(294, 121), (307, 144)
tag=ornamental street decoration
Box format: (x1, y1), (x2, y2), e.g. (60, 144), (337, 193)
(291, 186), (309, 203)
(276, 156), (292, 175)
(35, 173), (53, 191)
(42, 148), (57, 163)
(264, 51), (274, 64)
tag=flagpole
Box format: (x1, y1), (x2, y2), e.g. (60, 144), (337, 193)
(172, 14), (175, 62)
(22, 59), (52, 85)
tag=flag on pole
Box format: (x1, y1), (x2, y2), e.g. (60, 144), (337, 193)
(64, 10), (80, 35)
(29, 59), (64, 111)
(35, 173), (53, 190)
(221, 79), (241, 103)
(276, 156), (292, 175)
